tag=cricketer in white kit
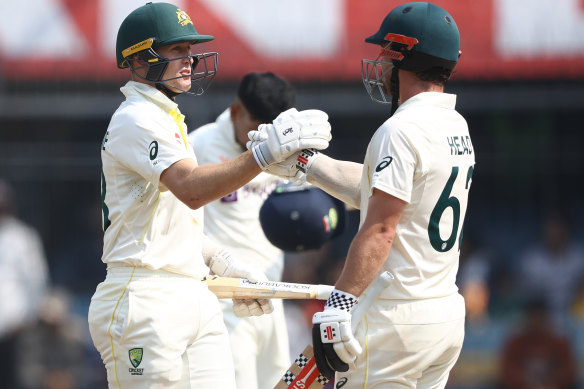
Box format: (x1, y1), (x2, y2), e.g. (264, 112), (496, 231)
(254, 2), (475, 388)
(89, 81), (234, 387)
(88, 4), (332, 389)
(342, 90), (474, 388)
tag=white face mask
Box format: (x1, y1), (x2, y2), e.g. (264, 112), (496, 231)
(361, 53), (394, 105)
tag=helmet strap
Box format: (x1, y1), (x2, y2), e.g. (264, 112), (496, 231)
(390, 67), (399, 116)
(137, 50), (169, 83)
(134, 50), (181, 99)
(156, 83), (181, 100)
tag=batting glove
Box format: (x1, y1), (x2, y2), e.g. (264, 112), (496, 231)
(208, 250), (274, 317)
(246, 108), (331, 169)
(295, 148), (320, 174)
(264, 151), (306, 183)
(312, 289), (361, 379)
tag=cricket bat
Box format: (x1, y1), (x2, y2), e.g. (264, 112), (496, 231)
(203, 276), (334, 300)
(274, 271), (394, 389)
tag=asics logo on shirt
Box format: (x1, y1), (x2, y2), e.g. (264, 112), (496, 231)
(149, 141), (159, 160)
(375, 156), (394, 172)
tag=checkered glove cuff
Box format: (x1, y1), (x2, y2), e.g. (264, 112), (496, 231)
(325, 289), (358, 312)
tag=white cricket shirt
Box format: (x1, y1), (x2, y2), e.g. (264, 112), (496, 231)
(100, 81), (208, 277)
(189, 109), (284, 281)
(360, 92), (475, 300)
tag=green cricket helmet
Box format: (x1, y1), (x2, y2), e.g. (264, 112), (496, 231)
(362, 2), (460, 105)
(116, 2), (218, 95)
(366, 2), (460, 71)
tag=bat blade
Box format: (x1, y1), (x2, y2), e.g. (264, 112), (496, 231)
(274, 345), (328, 389)
(203, 276), (334, 300)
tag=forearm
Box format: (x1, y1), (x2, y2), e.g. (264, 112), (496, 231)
(306, 154), (362, 209)
(162, 151), (261, 209)
(335, 220), (395, 297)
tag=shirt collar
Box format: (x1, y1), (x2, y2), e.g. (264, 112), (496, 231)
(120, 81), (179, 112)
(395, 92), (457, 113)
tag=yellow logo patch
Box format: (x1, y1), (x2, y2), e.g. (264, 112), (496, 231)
(176, 9), (193, 26)
(123, 38), (154, 58)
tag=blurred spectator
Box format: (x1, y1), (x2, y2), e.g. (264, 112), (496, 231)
(517, 211), (584, 334)
(16, 288), (95, 389)
(458, 234), (492, 326)
(499, 299), (577, 389)
(50, 200), (105, 311)
(0, 179), (50, 388)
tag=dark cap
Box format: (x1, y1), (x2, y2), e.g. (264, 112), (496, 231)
(237, 72), (296, 123)
(260, 184), (346, 252)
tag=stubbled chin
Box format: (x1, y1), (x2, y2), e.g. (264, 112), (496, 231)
(175, 80), (191, 91)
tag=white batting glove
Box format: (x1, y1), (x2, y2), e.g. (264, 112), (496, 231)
(295, 149), (320, 174)
(311, 289), (361, 379)
(246, 108), (331, 169)
(264, 151), (306, 183)
(264, 148), (321, 183)
(208, 250), (274, 317)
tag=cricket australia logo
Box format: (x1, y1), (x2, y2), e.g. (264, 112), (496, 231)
(176, 9), (193, 26)
(129, 348), (144, 375)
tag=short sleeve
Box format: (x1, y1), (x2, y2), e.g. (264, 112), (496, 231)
(369, 125), (418, 203)
(107, 108), (193, 187)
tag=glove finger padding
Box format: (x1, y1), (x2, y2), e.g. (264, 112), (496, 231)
(247, 130), (268, 144)
(250, 108), (331, 169)
(324, 342), (350, 372)
(256, 299), (274, 315)
(243, 299), (262, 316)
(232, 299), (251, 317)
(232, 298), (274, 317)
(311, 325), (338, 379)
(276, 109), (328, 127)
(334, 321), (362, 363)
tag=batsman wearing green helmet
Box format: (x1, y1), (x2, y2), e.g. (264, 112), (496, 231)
(261, 2), (475, 388)
(87, 2), (332, 388)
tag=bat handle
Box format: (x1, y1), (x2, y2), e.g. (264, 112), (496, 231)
(315, 285), (335, 300)
(351, 271), (394, 331)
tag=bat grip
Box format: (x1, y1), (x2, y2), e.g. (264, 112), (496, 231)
(351, 271), (394, 331)
(315, 285), (335, 300)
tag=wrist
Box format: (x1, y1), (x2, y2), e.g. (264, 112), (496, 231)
(325, 289), (358, 312)
(296, 149), (319, 173)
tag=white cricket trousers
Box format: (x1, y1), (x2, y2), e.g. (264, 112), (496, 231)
(220, 299), (290, 389)
(336, 293), (465, 389)
(88, 266), (236, 389)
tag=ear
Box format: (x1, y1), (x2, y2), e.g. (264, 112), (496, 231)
(128, 53), (146, 67)
(230, 102), (240, 121)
